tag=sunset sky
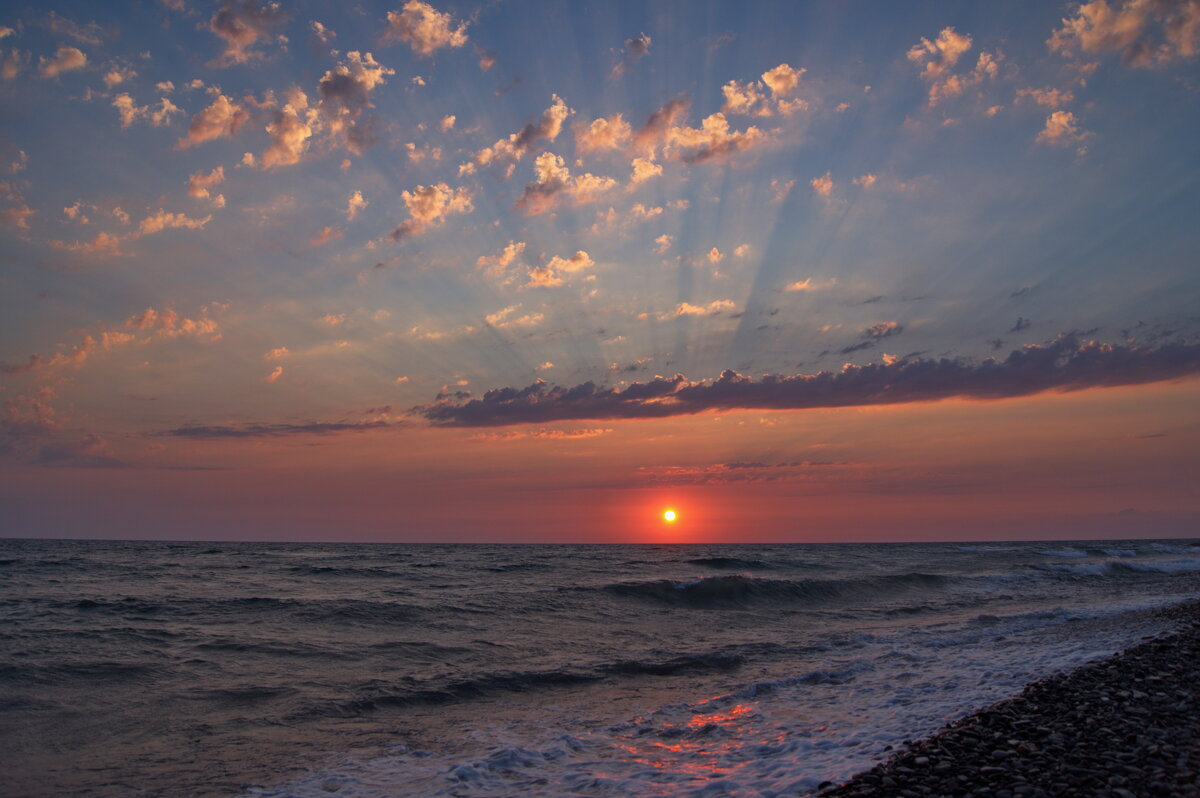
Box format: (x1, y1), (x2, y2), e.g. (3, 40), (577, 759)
(1, 0), (1198, 542)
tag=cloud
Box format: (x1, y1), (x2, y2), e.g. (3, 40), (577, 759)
(139, 209), (212, 236)
(160, 420), (393, 438)
(38, 46), (87, 78)
(864, 321), (903, 339)
(515, 152), (617, 215)
(30, 433), (127, 469)
(477, 240), (526, 275)
(0, 203), (35, 229)
(460, 95), (571, 176)
(707, 247), (724, 263)
(417, 336), (1200, 426)
(1036, 110), (1089, 145)
(344, 190), (367, 220)
(575, 113), (632, 153)
(1049, 0), (1200, 66)
(113, 94), (183, 128)
(262, 94), (316, 168)
(810, 171), (834, 197)
(631, 98), (690, 156)
(663, 111), (767, 164)
(103, 65), (136, 88)
(590, 203), (663, 234)
(526, 250), (594, 288)
(1016, 86), (1076, 108)
(673, 299), (735, 317)
(440, 114), (455, 132)
(612, 31), (651, 76)
(310, 225), (342, 246)
(908, 27), (973, 80)
(383, 1), (468, 56)
(853, 173), (877, 188)
(389, 182), (474, 239)
(265, 365), (283, 383)
(484, 304), (543, 329)
(44, 11), (105, 45)
(908, 28), (1002, 107)
(629, 156), (662, 185)
(315, 51), (394, 154)
(784, 277), (837, 292)
(177, 94), (249, 149)
(310, 20), (335, 43)
(721, 63), (807, 117)
(2, 50), (26, 81)
(186, 166), (225, 203)
(208, 0), (290, 66)
(654, 234), (672, 254)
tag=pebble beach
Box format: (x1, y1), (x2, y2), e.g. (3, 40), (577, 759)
(819, 600), (1200, 798)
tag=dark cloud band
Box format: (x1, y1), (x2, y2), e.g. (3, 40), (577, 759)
(418, 336), (1200, 427)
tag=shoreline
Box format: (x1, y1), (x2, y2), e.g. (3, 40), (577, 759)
(817, 599), (1200, 798)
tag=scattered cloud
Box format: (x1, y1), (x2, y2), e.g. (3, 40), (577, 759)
(477, 240), (526, 276)
(908, 27), (1002, 106)
(310, 225), (342, 246)
(177, 94), (249, 149)
(113, 94), (183, 128)
(208, 0), (290, 66)
(1036, 109), (1089, 145)
(612, 31), (651, 76)
(576, 113), (632, 153)
(344, 190), (368, 220)
(383, 1), (469, 56)
(1049, 0), (1200, 67)
(810, 171), (833, 197)
(1016, 86), (1076, 108)
(460, 95), (571, 176)
(629, 156), (663, 185)
(784, 277), (837, 292)
(39, 46), (87, 78)
(186, 166), (225, 204)
(721, 63), (807, 116)
(390, 182), (474, 239)
(527, 249), (594, 288)
(515, 152), (617, 215)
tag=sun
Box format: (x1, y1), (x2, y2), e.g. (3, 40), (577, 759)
(662, 509), (677, 523)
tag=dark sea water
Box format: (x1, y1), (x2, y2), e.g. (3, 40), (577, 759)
(2, 538), (1199, 797)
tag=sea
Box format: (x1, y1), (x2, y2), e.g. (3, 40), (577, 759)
(2, 538), (1199, 798)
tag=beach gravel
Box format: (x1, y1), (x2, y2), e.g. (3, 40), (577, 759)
(818, 600), (1200, 798)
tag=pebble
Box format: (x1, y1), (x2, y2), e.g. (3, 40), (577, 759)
(818, 598), (1200, 798)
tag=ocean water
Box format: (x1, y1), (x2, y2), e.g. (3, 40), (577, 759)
(2, 539), (1199, 797)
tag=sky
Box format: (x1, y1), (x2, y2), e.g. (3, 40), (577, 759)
(1, 0), (1198, 543)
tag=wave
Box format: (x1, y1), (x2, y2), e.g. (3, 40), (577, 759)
(286, 565), (399, 578)
(1031, 557), (1200, 577)
(601, 572), (952, 609)
(684, 556), (774, 570)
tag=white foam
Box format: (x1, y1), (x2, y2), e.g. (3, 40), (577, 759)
(239, 599), (1182, 798)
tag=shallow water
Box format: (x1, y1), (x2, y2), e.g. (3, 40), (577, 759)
(2, 538), (1198, 797)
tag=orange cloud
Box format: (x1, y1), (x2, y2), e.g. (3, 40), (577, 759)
(38, 46), (86, 78)
(460, 95), (571, 176)
(383, 1), (468, 56)
(527, 250), (594, 288)
(390, 182), (474, 239)
(177, 94), (249, 149)
(1049, 0), (1200, 66)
